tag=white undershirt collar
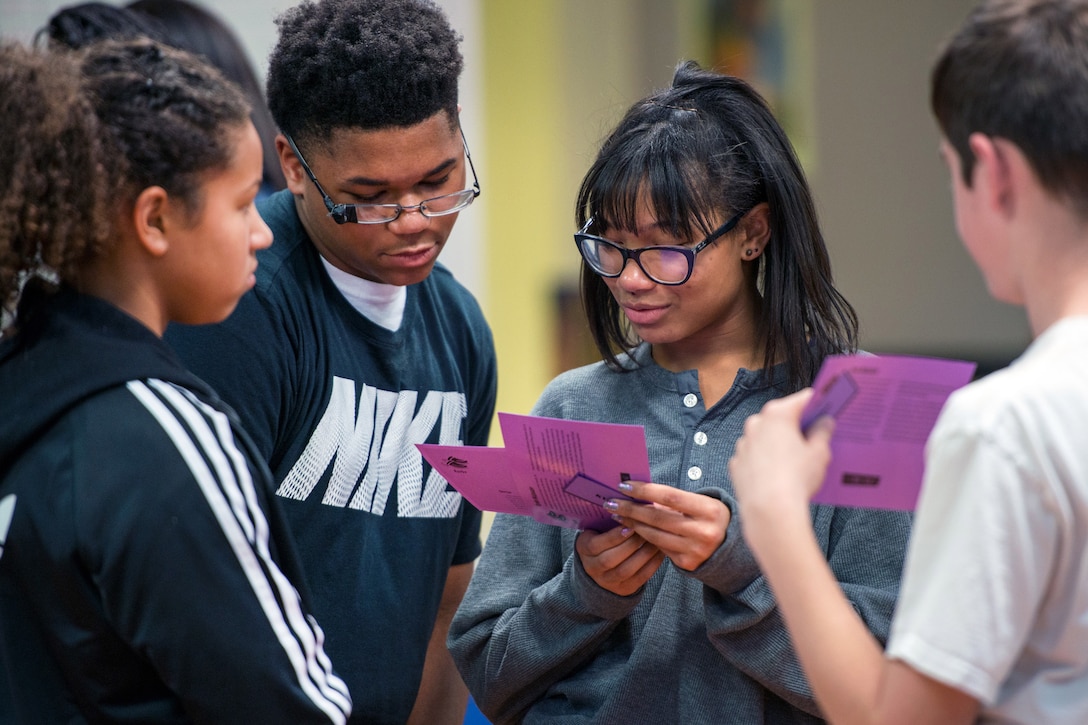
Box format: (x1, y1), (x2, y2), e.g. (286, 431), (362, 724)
(319, 255), (406, 331)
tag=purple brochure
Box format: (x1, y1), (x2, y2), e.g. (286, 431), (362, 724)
(802, 353), (976, 511)
(417, 413), (651, 531)
(414, 445), (529, 518)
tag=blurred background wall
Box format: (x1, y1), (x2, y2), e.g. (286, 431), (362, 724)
(1, 0), (1031, 435)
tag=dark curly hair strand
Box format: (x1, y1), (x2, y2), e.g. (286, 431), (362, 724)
(0, 43), (106, 332)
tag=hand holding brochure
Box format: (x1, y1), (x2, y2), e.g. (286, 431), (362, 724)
(417, 412), (650, 531)
(802, 354), (977, 510)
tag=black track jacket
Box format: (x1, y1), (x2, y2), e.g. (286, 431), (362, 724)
(0, 287), (350, 723)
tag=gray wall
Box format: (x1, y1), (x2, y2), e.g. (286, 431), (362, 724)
(550, 0), (1031, 374)
(809, 1), (1031, 370)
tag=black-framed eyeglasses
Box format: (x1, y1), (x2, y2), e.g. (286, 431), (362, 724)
(574, 209), (747, 285)
(285, 128), (481, 225)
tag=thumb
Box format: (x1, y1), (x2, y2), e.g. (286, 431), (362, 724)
(806, 415), (836, 446)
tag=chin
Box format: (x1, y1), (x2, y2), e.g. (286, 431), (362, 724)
(385, 263), (437, 287)
(189, 301), (242, 327)
(984, 277), (1024, 306)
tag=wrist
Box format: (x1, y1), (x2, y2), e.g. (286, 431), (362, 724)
(738, 490), (811, 551)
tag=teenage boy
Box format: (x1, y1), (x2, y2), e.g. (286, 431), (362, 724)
(723, 1), (1088, 723)
(166, 1), (496, 722)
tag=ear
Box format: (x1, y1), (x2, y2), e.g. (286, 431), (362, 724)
(131, 186), (171, 257)
(276, 133), (308, 195)
(738, 202), (771, 260)
(967, 133), (1014, 219)
(991, 136), (1043, 217)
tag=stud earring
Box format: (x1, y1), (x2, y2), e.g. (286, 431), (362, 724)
(745, 248), (755, 258)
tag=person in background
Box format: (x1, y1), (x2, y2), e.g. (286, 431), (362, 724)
(165, 0), (496, 722)
(36, 0), (162, 47)
(729, 1), (1088, 722)
(447, 61), (911, 724)
(38, 0), (286, 198)
(0, 38), (349, 723)
(126, 0), (287, 196)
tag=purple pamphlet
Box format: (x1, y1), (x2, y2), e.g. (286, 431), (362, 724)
(417, 412), (650, 531)
(803, 353), (977, 511)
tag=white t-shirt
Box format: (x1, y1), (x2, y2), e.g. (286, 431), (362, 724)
(320, 256), (406, 331)
(886, 316), (1088, 724)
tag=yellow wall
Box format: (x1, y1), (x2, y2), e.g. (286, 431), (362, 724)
(479, 0), (708, 444)
(480, 1), (567, 437)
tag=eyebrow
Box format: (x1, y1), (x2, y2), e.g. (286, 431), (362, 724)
(627, 220), (682, 238)
(645, 220), (675, 233)
(343, 157), (458, 188)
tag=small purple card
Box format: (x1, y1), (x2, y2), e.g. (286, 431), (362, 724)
(801, 370), (858, 432)
(563, 473), (647, 506)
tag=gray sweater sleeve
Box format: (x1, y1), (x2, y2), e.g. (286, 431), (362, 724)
(449, 500), (910, 722)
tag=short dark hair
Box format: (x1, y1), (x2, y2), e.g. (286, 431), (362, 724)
(932, 0), (1088, 214)
(266, 0), (463, 144)
(576, 61), (857, 392)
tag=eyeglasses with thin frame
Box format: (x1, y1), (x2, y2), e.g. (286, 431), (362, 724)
(574, 209), (748, 286)
(284, 128), (481, 225)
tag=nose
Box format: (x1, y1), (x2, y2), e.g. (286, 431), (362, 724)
(385, 201), (432, 235)
(615, 256), (656, 292)
(251, 206), (273, 250)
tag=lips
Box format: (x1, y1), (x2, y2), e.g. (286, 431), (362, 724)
(387, 243), (439, 268)
(621, 303), (669, 326)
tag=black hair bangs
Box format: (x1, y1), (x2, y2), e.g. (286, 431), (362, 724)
(578, 105), (724, 242)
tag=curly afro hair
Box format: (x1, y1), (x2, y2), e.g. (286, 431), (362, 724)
(267, 0), (463, 144)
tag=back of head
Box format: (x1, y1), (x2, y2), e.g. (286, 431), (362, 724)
(0, 42), (105, 329)
(576, 61), (857, 390)
(125, 0), (285, 190)
(1, 38), (252, 331)
(127, 0), (253, 87)
(79, 39), (252, 220)
(38, 1), (163, 49)
(267, 0), (464, 143)
(932, 0), (1088, 213)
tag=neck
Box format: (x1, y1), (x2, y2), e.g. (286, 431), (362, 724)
(652, 331), (763, 375)
(1024, 262), (1088, 336)
(651, 306), (764, 409)
(76, 253), (164, 337)
(1017, 208), (1088, 337)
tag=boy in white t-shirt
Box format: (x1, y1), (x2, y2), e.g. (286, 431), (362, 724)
(728, 1), (1088, 723)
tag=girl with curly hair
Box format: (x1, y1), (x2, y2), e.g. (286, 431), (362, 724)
(0, 40), (350, 722)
